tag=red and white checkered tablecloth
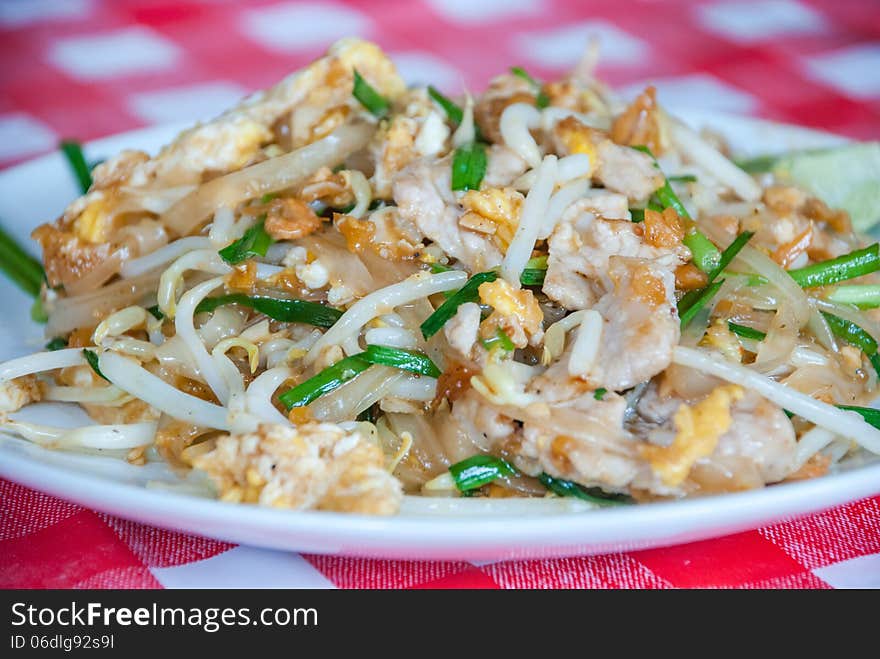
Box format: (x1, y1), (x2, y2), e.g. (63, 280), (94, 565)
(1, 0), (879, 588)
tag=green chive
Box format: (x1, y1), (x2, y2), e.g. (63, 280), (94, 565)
(279, 355), (371, 409)
(525, 255), (547, 269)
(45, 337), (67, 351)
(353, 69), (389, 118)
(481, 328), (515, 352)
(359, 344), (441, 378)
(668, 174), (698, 183)
(82, 349), (109, 382)
(678, 232), (754, 326)
(428, 85), (463, 125)
(538, 473), (632, 506)
(218, 217), (274, 264)
(837, 405), (880, 429)
(787, 244), (880, 289)
(733, 154), (781, 174)
(30, 297), (48, 323)
(421, 271), (498, 339)
(679, 279), (725, 328)
(429, 262), (453, 274)
(519, 269), (546, 286)
(594, 388), (607, 400)
(633, 145), (721, 273)
(449, 454), (516, 492)
(826, 285), (880, 309)
(451, 141), (487, 192)
(510, 66), (550, 108)
(630, 209), (645, 223)
(821, 312), (878, 355)
(60, 140), (92, 193)
(728, 321), (767, 341)
(146, 305), (164, 320)
(195, 294), (342, 329)
(0, 223), (45, 298)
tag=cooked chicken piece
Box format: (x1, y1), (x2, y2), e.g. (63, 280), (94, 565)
(482, 144), (529, 188)
(370, 88), (450, 198)
(553, 117), (664, 202)
(194, 422), (402, 514)
(444, 302), (481, 361)
(543, 207), (689, 310)
(393, 157), (502, 271)
(591, 256), (680, 390)
(0, 375), (42, 413)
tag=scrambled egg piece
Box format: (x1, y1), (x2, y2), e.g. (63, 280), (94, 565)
(194, 422), (402, 515)
(641, 385), (744, 487)
(0, 375), (42, 413)
(459, 187), (523, 250)
(553, 116), (598, 175)
(478, 278), (544, 347)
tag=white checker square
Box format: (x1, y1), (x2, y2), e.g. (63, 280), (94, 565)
(425, 0), (542, 24)
(47, 26), (181, 80)
(697, 0), (825, 43)
(805, 44), (880, 99)
(0, 113), (57, 161)
(241, 2), (371, 53)
(515, 20), (647, 69)
(0, 0), (92, 27)
(812, 552), (880, 589)
(389, 51), (462, 89)
(620, 73), (758, 115)
(150, 546), (335, 589)
(128, 81), (249, 125)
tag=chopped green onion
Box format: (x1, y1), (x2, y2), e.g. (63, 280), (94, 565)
(352, 69), (389, 118)
(668, 174), (698, 183)
(0, 223), (45, 298)
(683, 229), (721, 274)
(449, 454), (516, 492)
(218, 217), (274, 264)
(821, 312), (878, 355)
(30, 297), (48, 323)
(359, 344), (441, 378)
(279, 355), (371, 409)
(509, 66), (549, 108)
(593, 388), (607, 400)
(787, 244), (880, 289)
(421, 271), (498, 339)
(82, 349), (109, 382)
(826, 285), (880, 309)
(481, 328), (515, 352)
(733, 154), (780, 174)
(428, 86), (463, 125)
(837, 405), (880, 430)
(538, 473), (631, 506)
(45, 337), (67, 351)
(195, 294), (342, 329)
(146, 305), (164, 320)
(429, 262), (453, 274)
(727, 321), (767, 341)
(633, 145), (721, 273)
(679, 279), (725, 328)
(525, 255), (547, 269)
(60, 140), (92, 193)
(679, 232), (753, 325)
(519, 269), (546, 286)
(630, 209), (645, 223)
(260, 193), (277, 204)
(451, 141), (487, 192)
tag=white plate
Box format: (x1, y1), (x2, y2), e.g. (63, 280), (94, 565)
(0, 111), (876, 561)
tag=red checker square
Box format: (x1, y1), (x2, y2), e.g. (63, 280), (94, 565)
(0, 510), (151, 589)
(631, 530), (811, 588)
(411, 566), (501, 589)
(303, 555), (476, 589)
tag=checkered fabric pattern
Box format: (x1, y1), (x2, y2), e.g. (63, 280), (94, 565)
(1, 0), (879, 588)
